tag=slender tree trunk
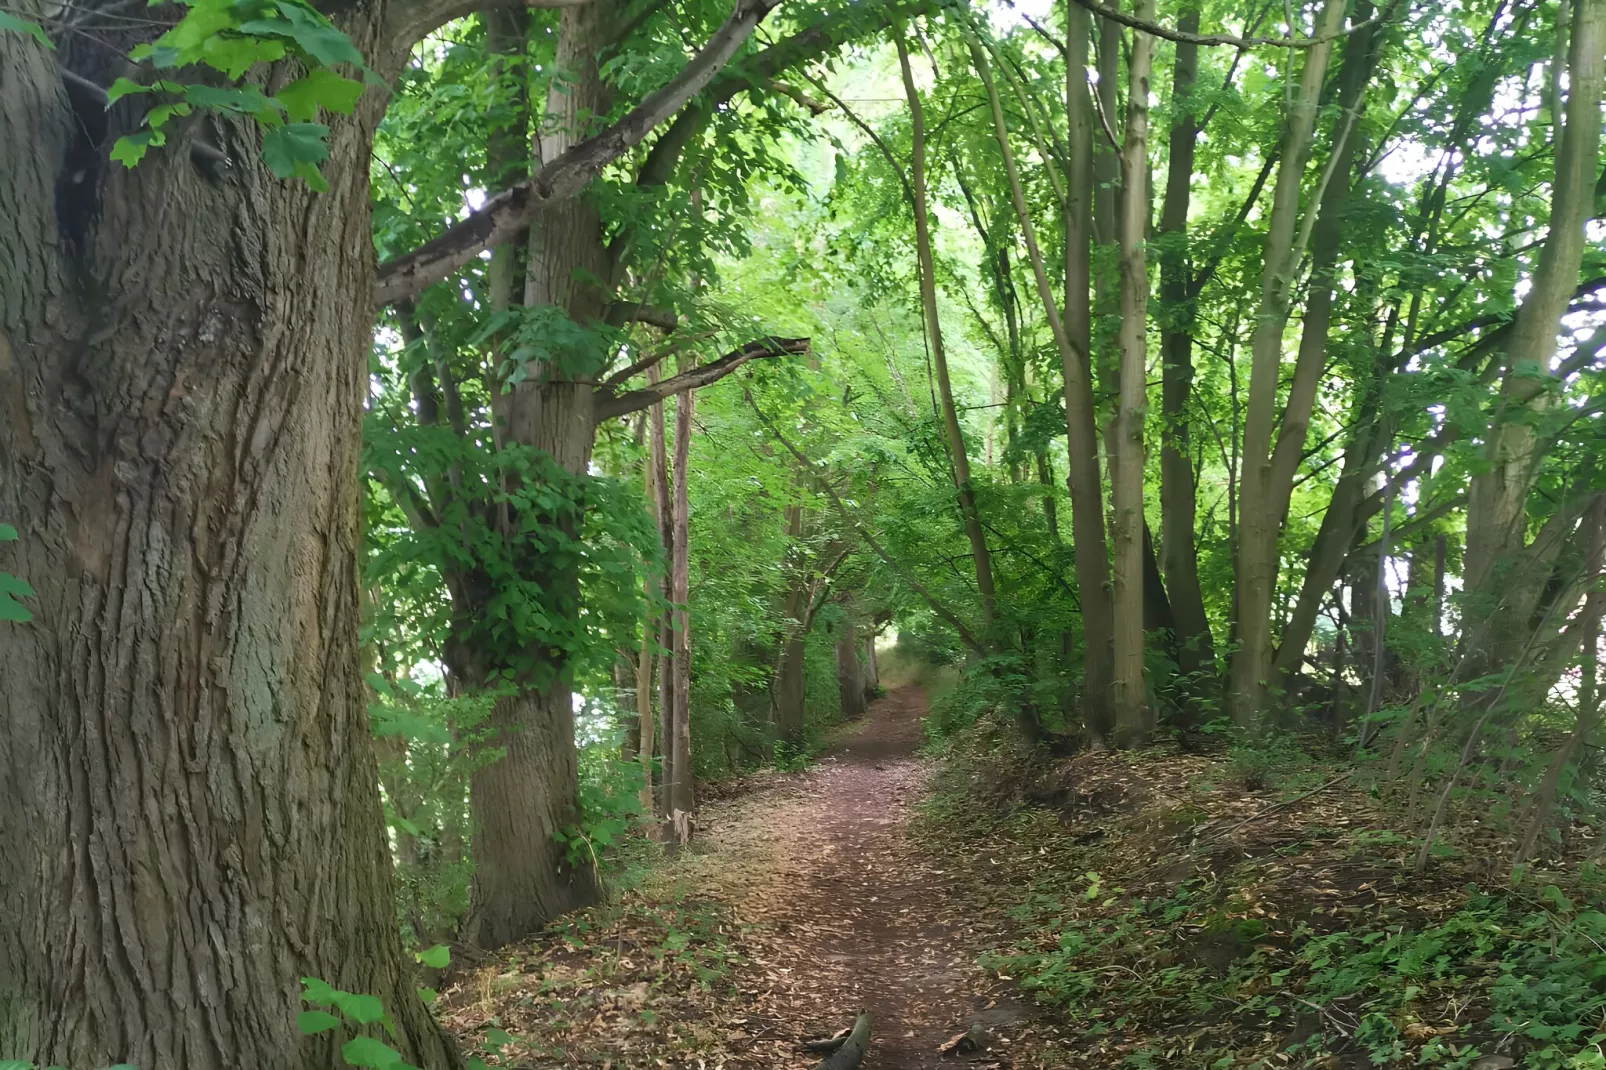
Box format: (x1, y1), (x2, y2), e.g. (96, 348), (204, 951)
(1462, 0), (1604, 681)
(773, 505), (808, 746)
(1110, 0), (1154, 746)
(1092, 0), (1122, 430)
(1227, 0), (1350, 724)
(897, 38), (998, 631)
(637, 386), (663, 815)
(1518, 501), (1606, 861)
(1048, 4), (1116, 740)
(667, 378), (695, 828)
(1156, 8), (1214, 682)
(0, 9), (456, 1066)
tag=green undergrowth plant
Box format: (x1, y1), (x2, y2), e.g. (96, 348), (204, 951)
(920, 724), (1606, 1068)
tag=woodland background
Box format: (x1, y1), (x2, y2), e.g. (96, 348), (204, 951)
(2, 0), (1605, 1063)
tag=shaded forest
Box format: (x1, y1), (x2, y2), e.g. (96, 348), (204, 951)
(2, 0), (1605, 1064)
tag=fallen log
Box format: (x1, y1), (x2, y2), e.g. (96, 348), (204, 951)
(817, 1011), (870, 1070)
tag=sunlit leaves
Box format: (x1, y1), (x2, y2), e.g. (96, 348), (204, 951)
(107, 0), (375, 185)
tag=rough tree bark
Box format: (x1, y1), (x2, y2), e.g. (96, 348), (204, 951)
(1109, 0), (1155, 746)
(0, 0), (463, 1064)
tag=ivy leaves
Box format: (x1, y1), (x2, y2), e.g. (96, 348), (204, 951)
(96, 0), (378, 186)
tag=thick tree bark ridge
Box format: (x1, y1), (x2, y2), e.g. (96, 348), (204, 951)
(0, 0), (457, 1064)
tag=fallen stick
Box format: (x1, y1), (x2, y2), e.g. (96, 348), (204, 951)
(801, 1026), (851, 1054)
(817, 1011), (871, 1069)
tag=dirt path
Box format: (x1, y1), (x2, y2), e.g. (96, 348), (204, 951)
(683, 687), (1038, 1068)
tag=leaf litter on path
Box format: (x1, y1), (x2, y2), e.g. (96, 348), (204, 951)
(437, 688), (1064, 1068)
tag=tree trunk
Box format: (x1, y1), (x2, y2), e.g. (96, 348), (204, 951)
(464, 380), (602, 946)
(464, 0), (616, 939)
(1462, 0), (1604, 679)
(667, 380), (695, 825)
(836, 620), (867, 719)
(1226, 0), (1350, 724)
(775, 636), (807, 745)
(982, 8), (1115, 743)
(1109, 0), (1154, 747)
(897, 38), (998, 632)
(0, 9), (455, 1066)
(1156, 7), (1214, 683)
(637, 390), (662, 815)
(1518, 500), (1606, 861)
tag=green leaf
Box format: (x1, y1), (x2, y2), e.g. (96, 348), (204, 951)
(260, 122), (329, 181)
(146, 101), (193, 129)
(240, 2), (363, 68)
(416, 986), (438, 1005)
(330, 990), (385, 1025)
(105, 77), (152, 105)
(276, 68), (363, 122)
(110, 130), (164, 168)
(199, 34), (286, 78)
(0, 524), (17, 541)
(0, 10), (53, 49)
(297, 1009), (343, 1035)
(415, 944), (450, 969)
(340, 1036), (404, 1069)
(301, 976), (338, 1006)
(185, 83), (274, 116)
(0, 573), (35, 600)
(0, 1059), (36, 1069)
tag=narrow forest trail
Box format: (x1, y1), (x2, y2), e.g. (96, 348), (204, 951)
(681, 687), (1046, 1068)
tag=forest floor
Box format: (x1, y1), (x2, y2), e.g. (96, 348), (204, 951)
(437, 692), (1606, 1068)
(436, 686), (1065, 1068)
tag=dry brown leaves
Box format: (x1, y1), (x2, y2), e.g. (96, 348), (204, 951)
(436, 689), (1064, 1068)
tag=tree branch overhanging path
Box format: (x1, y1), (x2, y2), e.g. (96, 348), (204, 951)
(373, 0), (784, 308)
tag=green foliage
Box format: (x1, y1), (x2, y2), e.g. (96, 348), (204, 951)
(0, 11), (51, 48)
(300, 975), (489, 1070)
(87, 0), (376, 182)
(559, 712), (648, 868)
(0, 523), (31, 624)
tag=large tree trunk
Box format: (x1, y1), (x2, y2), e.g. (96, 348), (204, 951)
(1109, 0), (1154, 746)
(898, 38), (998, 632)
(0, 8), (455, 1066)
(836, 620), (868, 719)
(464, 1), (616, 941)
(463, 381), (602, 947)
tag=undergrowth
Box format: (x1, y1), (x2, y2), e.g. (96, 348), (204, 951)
(916, 714), (1606, 1069)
